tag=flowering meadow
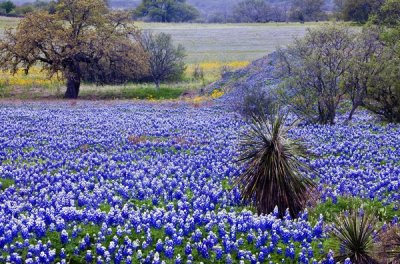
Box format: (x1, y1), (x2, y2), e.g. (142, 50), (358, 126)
(0, 102), (399, 263)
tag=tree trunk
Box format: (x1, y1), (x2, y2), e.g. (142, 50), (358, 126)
(64, 65), (81, 99)
(318, 99), (336, 125)
(348, 105), (358, 121)
(155, 79), (160, 90)
(65, 76), (81, 99)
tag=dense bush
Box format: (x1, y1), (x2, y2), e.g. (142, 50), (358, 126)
(0, 0), (16, 15)
(288, 0), (326, 22)
(232, 0), (271, 23)
(364, 55), (400, 122)
(134, 0), (199, 22)
(334, 0), (385, 23)
(240, 84), (276, 118)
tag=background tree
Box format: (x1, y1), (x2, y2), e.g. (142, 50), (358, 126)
(361, 0), (400, 122)
(373, 0), (400, 50)
(0, 0), (149, 99)
(134, 0), (199, 22)
(0, 0), (16, 15)
(140, 32), (186, 89)
(278, 24), (354, 124)
(364, 53), (400, 122)
(232, 0), (271, 23)
(344, 27), (385, 120)
(289, 0), (325, 22)
(334, 0), (385, 23)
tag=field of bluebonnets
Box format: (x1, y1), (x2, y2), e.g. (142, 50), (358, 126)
(0, 98), (399, 263)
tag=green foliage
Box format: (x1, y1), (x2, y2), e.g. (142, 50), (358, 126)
(364, 54), (400, 122)
(0, 0), (16, 15)
(232, 0), (271, 23)
(278, 24), (354, 125)
(134, 0), (199, 22)
(310, 196), (398, 223)
(343, 26), (385, 120)
(236, 114), (316, 218)
(334, 0), (384, 23)
(375, 0), (400, 27)
(13, 1), (57, 16)
(289, 0), (326, 22)
(330, 211), (379, 263)
(79, 85), (185, 100)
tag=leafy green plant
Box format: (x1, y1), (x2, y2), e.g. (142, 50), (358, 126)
(331, 211), (379, 264)
(235, 114), (316, 218)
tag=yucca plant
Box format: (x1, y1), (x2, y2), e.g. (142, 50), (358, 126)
(235, 114), (316, 218)
(331, 211), (379, 264)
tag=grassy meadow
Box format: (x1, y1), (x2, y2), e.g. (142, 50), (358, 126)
(137, 22), (319, 63)
(0, 16), (317, 99)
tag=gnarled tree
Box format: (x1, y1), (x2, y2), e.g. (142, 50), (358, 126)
(344, 27), (386, 120)
(0, 0), (149, 99)
(278, 24), (354, 125)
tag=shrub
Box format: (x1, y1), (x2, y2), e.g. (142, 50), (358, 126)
(240, 84), (276, 118)
(235, 114), (316, 218)
(192, 65), (204, 81)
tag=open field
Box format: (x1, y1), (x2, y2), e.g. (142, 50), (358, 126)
(138, 22), (320, 63)
(0, 16), (318, 64)
(0, 16), (18, 33)
(0, 102), (398, 263)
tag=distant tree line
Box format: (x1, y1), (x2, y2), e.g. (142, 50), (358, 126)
(132, 0), (329, 23)
(0, 0), (56, 17)
(0, 0), (394, 24)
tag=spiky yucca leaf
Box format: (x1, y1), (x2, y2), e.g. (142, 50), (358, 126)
(332, 211), (379, 264)
(235, 115), (316, 218)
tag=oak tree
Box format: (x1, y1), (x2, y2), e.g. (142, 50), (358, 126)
(0, 0), (149, 99)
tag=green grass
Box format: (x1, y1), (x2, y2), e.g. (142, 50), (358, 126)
(78, 83), (192, 100)
(0, 178), (15, 190)
(137, 22), (322, 63)
(309, 196), (398, 223)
